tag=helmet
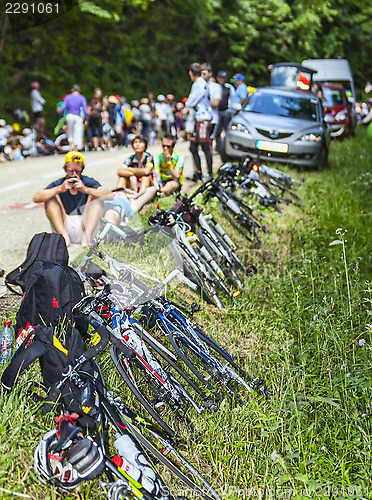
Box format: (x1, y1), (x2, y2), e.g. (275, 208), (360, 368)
(166, 94), (174, 100)
(31, 81), (40, 89)
(34, 415), (104, 491)
(65, 151), (85, 165)
(0, 119), (6, 127)
(12, 123), (21, 132)
(157, 94), (166, 101)
(181, 97), (188, 104)
(176, 102), (184, 110)
(34, 429), (81, 491)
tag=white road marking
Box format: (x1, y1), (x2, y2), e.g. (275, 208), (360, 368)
(41, 157), (116, 179)
(0, 181), (31, 193)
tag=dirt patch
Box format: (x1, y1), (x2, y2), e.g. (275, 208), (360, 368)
(0, 290), (21, 320)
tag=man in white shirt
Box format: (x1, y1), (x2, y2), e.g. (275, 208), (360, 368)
(185, 62), (213, 181)
(30, 81), (46, 137)
(201, 63), (222, 152)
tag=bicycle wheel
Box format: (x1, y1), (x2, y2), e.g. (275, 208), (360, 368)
(168, 239), (217, 306)
(173, 241), (225, 308)
(196, 228), (243, 290)
(110, 344), (176, 438)
(192, 242), (232, 299)
(203, 217), (249, 272)
(220, 200), (260, 243)
(131, 318), (214, 407)
(169, 332), (224, 398)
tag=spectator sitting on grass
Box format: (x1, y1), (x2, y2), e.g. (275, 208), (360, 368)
(116, 135), (155, 193)
(154, 133), (184, 196)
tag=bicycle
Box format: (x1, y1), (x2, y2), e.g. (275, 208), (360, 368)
(42, 313), (222, 500)
(138, 297), (271, 403)
(72, 243), (219, 436)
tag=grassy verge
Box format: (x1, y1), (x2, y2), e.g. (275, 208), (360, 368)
(0, 127), (371, 499)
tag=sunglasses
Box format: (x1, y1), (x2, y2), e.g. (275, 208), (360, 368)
(162, 144), (174, 149)
(66, 168), (83, 174)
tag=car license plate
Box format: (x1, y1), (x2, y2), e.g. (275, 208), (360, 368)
(256, 140), (288, 153)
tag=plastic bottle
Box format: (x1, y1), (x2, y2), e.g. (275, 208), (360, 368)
(0, 321), (14, 365)
(113, 433), (157, 493)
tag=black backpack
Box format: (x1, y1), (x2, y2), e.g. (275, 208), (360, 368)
(6, 232), (69, 295)
(14, 259), (87, 337)
(1, 324), (104, 430)
(6, 232), (87, 337)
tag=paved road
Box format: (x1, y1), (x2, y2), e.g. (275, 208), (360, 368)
(0, 141), (216, 277)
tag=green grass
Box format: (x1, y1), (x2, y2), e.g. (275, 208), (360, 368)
(1, 127), (372, 499)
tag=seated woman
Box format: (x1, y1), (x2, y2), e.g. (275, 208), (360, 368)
(117, 135), (155, 192)
(103, 185), (157, 226)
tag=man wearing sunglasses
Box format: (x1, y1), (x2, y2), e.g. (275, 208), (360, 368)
(154, 133), (184, 196)
(33, 151), (111, 247)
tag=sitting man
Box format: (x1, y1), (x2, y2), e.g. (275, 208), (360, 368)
(154, 133), (184, 196)
(103, 186), (157, 226)
(33, 151), (111, 247)
(116, 135), (155, 192)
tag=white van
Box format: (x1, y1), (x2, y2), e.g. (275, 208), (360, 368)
(302, 58), (356, 103)
(302, 58), (356, 130)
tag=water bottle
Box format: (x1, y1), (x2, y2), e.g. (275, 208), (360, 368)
(0, 321), (14, 365)
(113, 433), (157, 493)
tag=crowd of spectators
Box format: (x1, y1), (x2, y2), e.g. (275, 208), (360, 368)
(4, 72), (372, 165)
(0, 68), (241, 163)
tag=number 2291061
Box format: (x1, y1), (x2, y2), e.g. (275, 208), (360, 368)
(5, 3), (59, 14)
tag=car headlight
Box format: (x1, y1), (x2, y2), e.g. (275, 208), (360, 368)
(299, 133), (321, 142)
(230, 122), (252, 137)
(335, 110), (347, 121)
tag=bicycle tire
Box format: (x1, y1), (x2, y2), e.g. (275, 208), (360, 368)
(131, 319), (213, 404)
(168, 239), (217, 306)
(169, 332), (222, 394)
(203, 218), (248, 273)
(176, 242), (225, 308)
(220, 201), (259, 242)
(192, 243), (232, 299)
(110, 344), (176, 438)
(196, 228), (243, 290)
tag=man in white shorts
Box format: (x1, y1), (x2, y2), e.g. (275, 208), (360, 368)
(33, 151), (111, 247)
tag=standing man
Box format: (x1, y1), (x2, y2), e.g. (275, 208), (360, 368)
(61, 84), (88, 151)
(33, 151), (111, 247)
(230, 73), (249, 111)
(214, 71), (235, 154)
(30, 81), (46, 137)
(201, 63), (222, 154)
(185, 62), (213, 181)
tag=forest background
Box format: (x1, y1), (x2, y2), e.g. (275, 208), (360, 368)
(1, 0), (372, 134)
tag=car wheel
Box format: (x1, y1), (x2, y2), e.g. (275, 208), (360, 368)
(317, 148), (328, 171)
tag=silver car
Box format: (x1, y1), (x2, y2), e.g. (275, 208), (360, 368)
(223, 87), (330, 170)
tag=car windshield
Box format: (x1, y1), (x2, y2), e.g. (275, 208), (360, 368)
(322, 87), (345, 107)
(244, 91), (320, 121)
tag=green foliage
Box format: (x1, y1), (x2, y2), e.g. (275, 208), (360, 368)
(2, 0), (372, 133)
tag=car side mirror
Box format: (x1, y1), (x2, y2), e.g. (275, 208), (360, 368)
(324, 114), (335, 125)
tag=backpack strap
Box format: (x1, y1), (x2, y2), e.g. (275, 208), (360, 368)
(1, 325), (52, 392)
